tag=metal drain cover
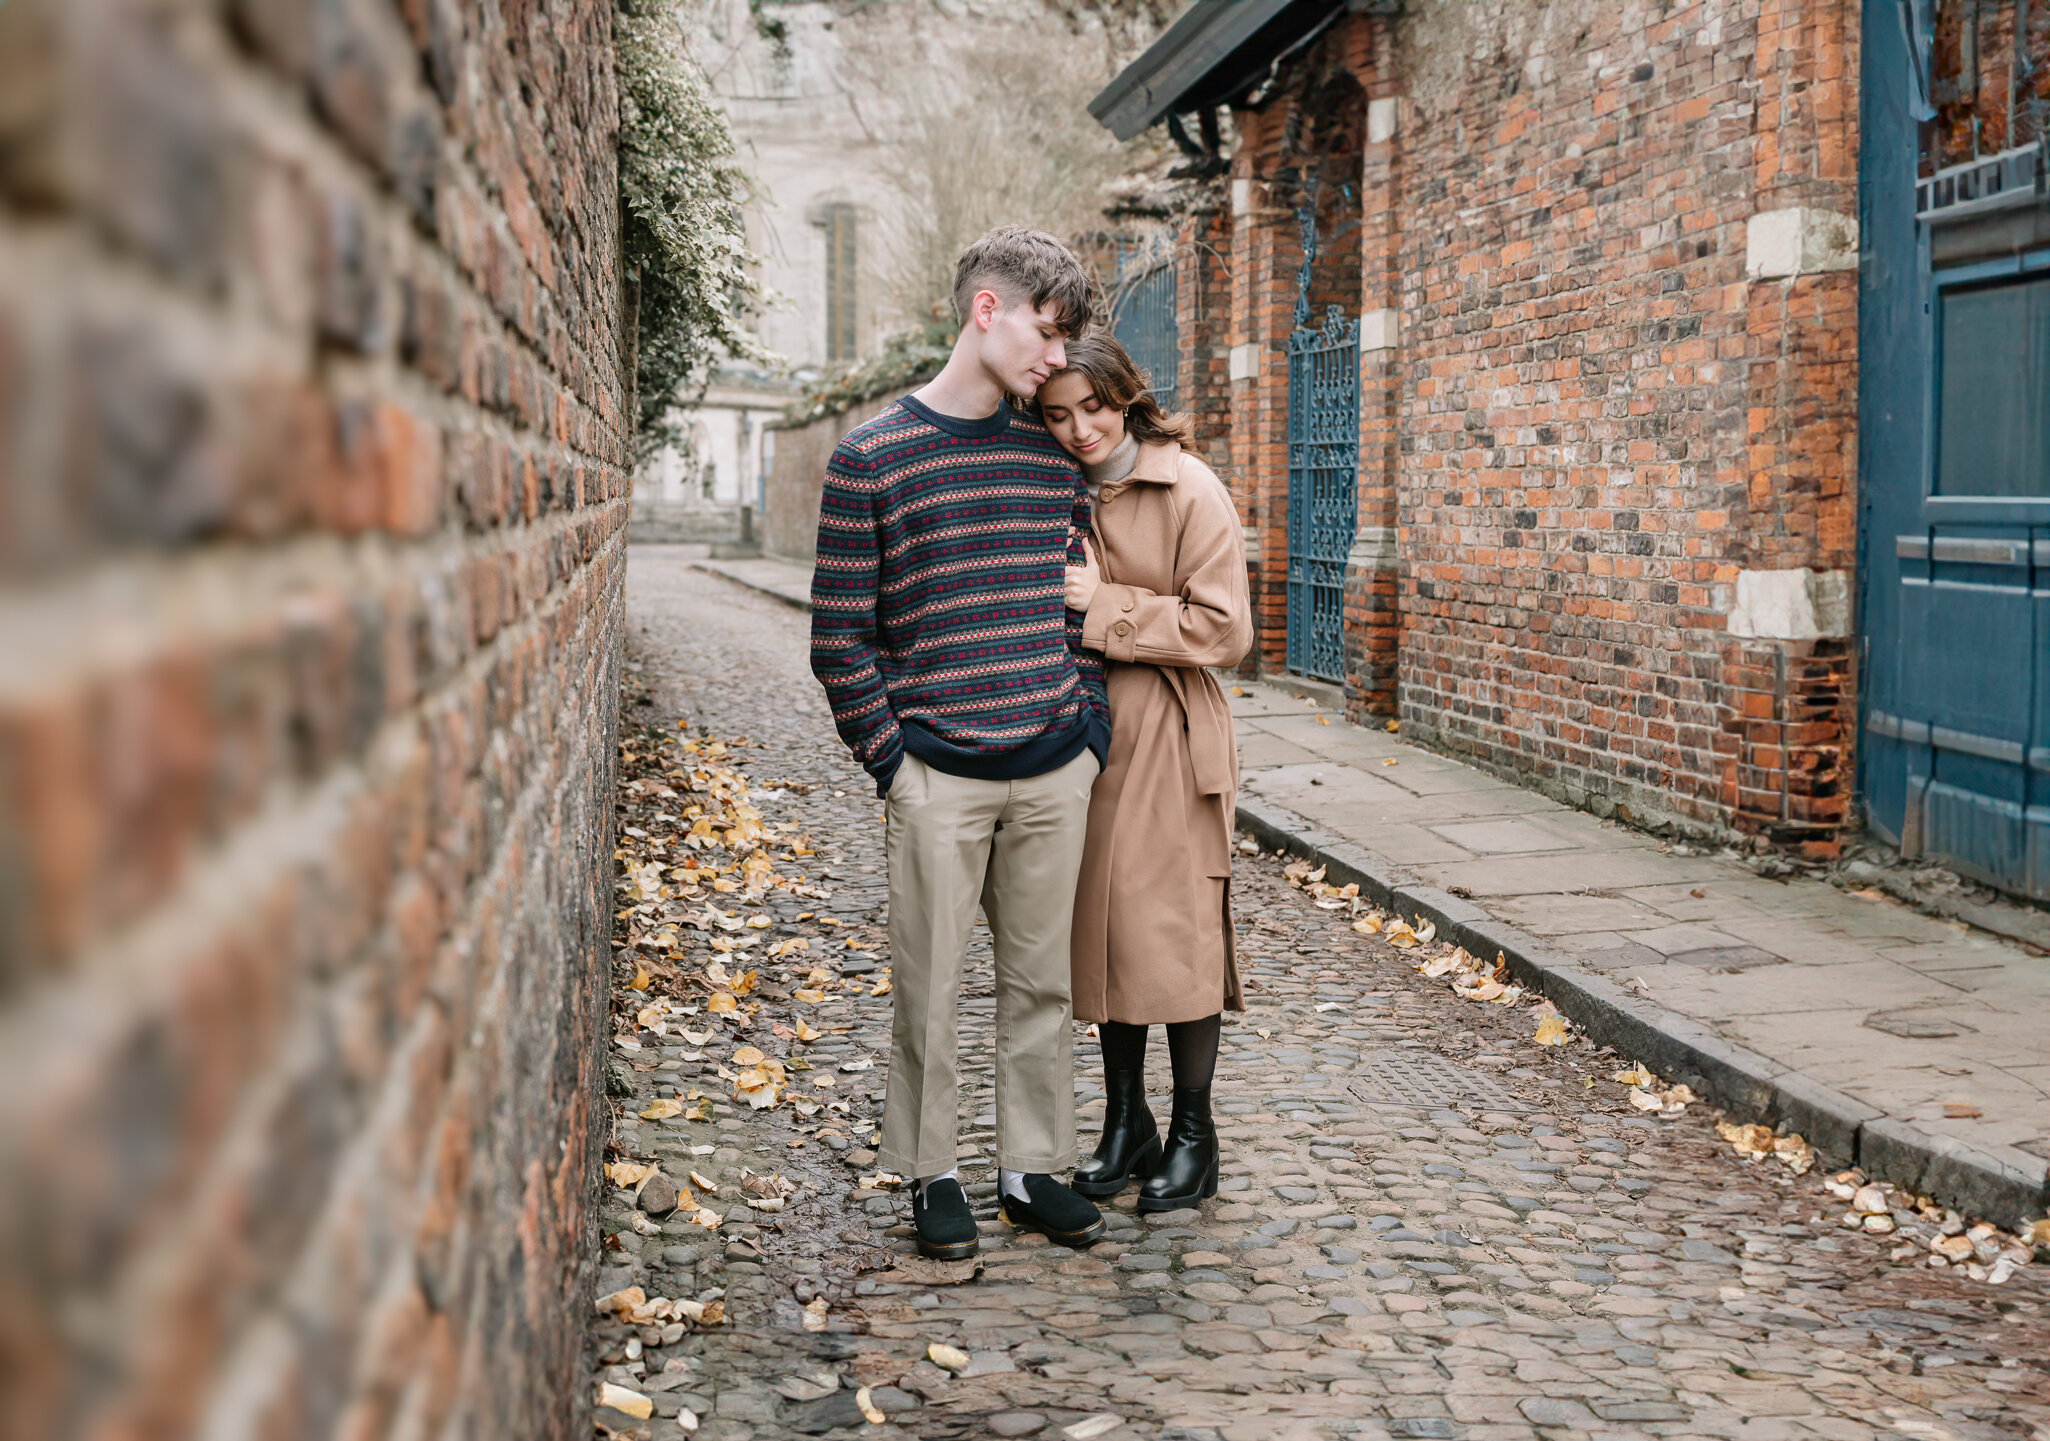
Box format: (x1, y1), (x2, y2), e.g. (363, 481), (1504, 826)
(1349, 1050), (1532, 1112)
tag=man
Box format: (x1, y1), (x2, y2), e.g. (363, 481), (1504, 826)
(810, 226), (1109, 1259)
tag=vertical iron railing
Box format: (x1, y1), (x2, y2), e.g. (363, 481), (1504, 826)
(1286, 304), (1360, 682)
(1112, 259), (1179, 415)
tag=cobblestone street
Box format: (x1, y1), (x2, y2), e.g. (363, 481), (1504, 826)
(588, 550), (2050, 1441)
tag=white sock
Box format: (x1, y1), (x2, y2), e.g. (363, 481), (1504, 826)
(999, 1168), (1031, 1203)
(916, 1167), (958, 1200)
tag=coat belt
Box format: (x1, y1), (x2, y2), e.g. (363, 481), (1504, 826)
(1159, 665), (1236, 798)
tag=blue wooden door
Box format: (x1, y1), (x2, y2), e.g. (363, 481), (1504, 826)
(1857, 1), (2050, 900)
(1286, 304), (1359, 682)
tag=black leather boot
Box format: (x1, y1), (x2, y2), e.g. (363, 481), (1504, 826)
(1072, 1065), (1160, 1197)
(1136, 1086), (1218, 1212)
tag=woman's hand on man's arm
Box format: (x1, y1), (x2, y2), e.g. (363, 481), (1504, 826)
(1064, 534), (1101, 612)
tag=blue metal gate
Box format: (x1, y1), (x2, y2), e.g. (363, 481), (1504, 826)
(1112, 259), (1179, 414)
(1286, 302), (1359, 681)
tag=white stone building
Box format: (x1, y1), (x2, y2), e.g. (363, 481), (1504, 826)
(636, 1), (893, 533)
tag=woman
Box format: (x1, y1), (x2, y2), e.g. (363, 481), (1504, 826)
(1038, 334), (1253, 1212)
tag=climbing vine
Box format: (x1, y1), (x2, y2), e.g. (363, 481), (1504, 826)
(616, 0), (774, 462)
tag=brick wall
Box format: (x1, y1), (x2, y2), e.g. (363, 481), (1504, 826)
(0, 2), (628, 1437)
(1204, 0), (1860, 847)
(762, 403), (880, 563)
(1386, 0), (1858, 844)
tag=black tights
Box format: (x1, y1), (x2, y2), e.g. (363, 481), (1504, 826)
(1098, 1015), (1221, 1090)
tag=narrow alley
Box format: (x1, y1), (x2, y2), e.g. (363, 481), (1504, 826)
(585, 551), (2050, 1441)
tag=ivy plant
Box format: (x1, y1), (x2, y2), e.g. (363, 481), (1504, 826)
(615, 0), (775, 462)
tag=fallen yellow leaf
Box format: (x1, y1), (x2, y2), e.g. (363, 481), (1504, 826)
(606, 1161), (656, 1189)
(1533, 1014), (1569, 1046)
(793, 1019), (823, 1042)
(707, 991), (739, 1013)
(1628, 1087), (1663, 1111)
(746, 914), (771, 929)
(794, 988), (826, 1003)
(1772, 1132), (1817, 1174)
(1612, 1065), (1655, 1087)
(871, 977), (892, 997)
(1380, 758), (1399, 767)
(1716, 1120), (1776, 1159)
(1352, 914), (1383, 934)
(927, 1342), (970, 1371)
(628, 965), (652, 992)
(689, 1170), (718, 1192)
(599, 1382), (653, 1419)
(856, 1386), (885, 1424)
(639, 1098), (685, 1120)
(595, 1285), (647, 1318)
(731, 1046), (765, 1067)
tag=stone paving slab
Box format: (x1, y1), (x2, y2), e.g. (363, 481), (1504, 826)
(689, 552), (816, 611)
(1229, 680), (2050, 1228)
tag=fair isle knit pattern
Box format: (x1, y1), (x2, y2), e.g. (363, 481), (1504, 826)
(810, 397), (1109, 795)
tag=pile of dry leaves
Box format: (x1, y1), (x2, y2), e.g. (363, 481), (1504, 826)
(602, 722), (889, 1249)
(1278, 859), (1588, 1050)
(1810, 1170), (2046, 1284)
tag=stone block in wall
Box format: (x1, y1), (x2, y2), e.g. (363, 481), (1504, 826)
(1359, 307), (1399, 353)
(1727, 568), (1851, 641)
(1745, 208), (1859, 280)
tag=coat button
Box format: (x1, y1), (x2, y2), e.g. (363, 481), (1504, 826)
(1120, 598), (1134, 611)
(1114, 621), (1132, 636)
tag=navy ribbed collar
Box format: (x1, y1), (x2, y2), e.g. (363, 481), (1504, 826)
(899, 393), (1012, 440)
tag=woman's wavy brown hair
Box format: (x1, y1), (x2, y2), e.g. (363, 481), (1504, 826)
(1048, 332), (1194, 447)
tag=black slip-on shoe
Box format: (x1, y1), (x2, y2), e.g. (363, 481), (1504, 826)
(999, 1173), (1106, 1248)
(911, 1177), (979, 1261)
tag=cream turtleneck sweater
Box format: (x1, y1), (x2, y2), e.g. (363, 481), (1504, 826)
(1081, 432), (1139, 508)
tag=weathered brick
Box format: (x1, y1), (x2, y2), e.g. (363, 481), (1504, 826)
(0, 3), (627, 1436)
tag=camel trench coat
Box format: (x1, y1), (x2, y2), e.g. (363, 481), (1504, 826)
(1070, 440), (1253, 1025)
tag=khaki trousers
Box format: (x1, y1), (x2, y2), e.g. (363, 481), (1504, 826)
(878, 749), (1096, 1177)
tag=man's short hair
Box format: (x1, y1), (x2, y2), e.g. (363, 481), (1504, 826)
(952, 226), (1094, 334)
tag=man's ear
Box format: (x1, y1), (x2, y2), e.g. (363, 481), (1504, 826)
(971, 288), (1003, 332)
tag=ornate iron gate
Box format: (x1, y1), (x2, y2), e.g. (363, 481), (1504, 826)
(1112, 259), (1179, 414)
(1286, 302), (1359, 681)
